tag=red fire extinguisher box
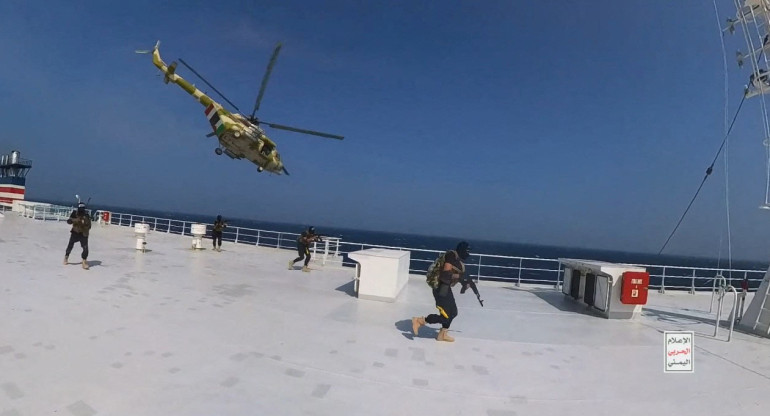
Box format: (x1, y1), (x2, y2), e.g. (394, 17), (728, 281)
(621, 271), (649, 304)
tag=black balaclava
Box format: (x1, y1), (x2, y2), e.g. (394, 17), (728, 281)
(456, 241), (471, 260)
(217, 215), (222, 222)
(308, 226), (315, 234)
(77, 202), (86, 215)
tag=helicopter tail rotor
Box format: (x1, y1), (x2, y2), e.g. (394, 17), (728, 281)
(135, 40), (160, 55)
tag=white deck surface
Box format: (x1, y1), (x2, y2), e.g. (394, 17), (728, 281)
(2, 213), (770, 416)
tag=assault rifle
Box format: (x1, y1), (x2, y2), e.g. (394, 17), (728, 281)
(460, 275), (484, 307)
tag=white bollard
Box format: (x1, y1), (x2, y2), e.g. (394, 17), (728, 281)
(134, 223), (149, 253)
(191, 223), (207, 250)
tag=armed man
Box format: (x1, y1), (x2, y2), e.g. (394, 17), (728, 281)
(412, 241), (482, 342)
(288, 226), (322, 272)
(212, 215), (227, 252)
(64, 202), (92, 270)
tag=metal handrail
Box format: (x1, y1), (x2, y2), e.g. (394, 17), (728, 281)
(14, 205), (768, 292)
(727, 286), (738, 342)
(710, 274), (727, 314)
(713, 284), (739, 342)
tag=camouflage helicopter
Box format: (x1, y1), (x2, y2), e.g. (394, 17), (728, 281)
(136, 41), (344, 175)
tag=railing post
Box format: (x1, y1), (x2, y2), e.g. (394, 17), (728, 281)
(167, 219), (171, 233)
(235, 227), (239, 243)
(323, 239), (330, 265)
(256, 230), (261, 247)
(690, 269), (696, 294)
(277, 233), (282, 249)
(659, 267), (667, 294)
(154, 218), (158, 231)
(554, 260), (562, 289)
(516, 258), (523, 287)
(476, 256), (481, 283)
(658, 266), (666, 294)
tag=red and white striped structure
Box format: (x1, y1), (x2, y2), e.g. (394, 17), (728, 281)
(0, 184), (25, 207)
(0, 150), (32, 209)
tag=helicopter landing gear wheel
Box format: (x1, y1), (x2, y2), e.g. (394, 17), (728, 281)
(257, 167), (264, 172)
(234, 132), (241, 138)
(215, 148), (223, 155)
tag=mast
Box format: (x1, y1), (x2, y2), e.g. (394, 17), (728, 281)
(729, 0), (770, 208)
(729, 1), (770, 338)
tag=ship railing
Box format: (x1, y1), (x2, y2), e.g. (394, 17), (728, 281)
(99, 211), (767, 294)
(11, 206), (763, 294)
(16, 202), (72, 221)
(107, 211), (334, 257)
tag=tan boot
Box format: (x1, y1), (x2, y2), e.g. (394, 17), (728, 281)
(411, 316), (426, 335)
(288, 260), (294, 270)
(437, 328), (454, 342)
(82, 260), (89, 270)
(302, 266), (310, 273)
(63, 256), (68, 265)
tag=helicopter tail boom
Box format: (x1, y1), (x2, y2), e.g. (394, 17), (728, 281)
(141, 40), (215, 109)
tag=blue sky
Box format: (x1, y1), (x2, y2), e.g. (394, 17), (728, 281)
(3, 0), (770, 260)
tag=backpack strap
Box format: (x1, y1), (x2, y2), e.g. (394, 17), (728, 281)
(447, 250), (465, 273)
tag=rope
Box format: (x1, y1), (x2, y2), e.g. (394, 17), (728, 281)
(714, 0), (733, 278)
(657, 94), (746, 255)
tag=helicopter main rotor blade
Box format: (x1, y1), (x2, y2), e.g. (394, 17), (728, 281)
(263, 121), (344, 140)
(251, 42), (283, 119)
(178, 58), (241, 112)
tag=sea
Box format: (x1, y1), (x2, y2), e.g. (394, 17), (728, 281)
(38, 199), (769, 291)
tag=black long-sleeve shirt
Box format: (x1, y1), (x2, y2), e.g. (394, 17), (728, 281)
(67, 211), (92, 237)
(438, 250), (465, 286)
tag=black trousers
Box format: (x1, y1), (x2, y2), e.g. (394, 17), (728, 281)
(425, 283), (457, 329)
(292, 243), (310, 266)
(212, 231), (223, 247)
(65, 232), (89, 259)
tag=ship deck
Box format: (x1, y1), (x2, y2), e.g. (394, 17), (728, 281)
(2, 213), (770, 416)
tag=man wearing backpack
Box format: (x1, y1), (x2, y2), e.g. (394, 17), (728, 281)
(288, 226), (322, 272)
(412, 241), (471, 342)
(64, 202), (92, 270)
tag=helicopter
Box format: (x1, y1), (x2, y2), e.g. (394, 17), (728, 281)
(136, 41), (344, 175)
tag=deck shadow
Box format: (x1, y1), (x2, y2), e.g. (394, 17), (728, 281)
(521, 287), (606, 318)
(335, 281), (357, 298)
(395, 319), (439, 340)
(641, 307), (715, 326)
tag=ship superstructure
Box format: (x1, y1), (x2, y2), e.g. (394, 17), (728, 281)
(0, 150), (32, 209)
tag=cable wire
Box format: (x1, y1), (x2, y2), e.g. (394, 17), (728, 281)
(657, 94), (746, 255)
(714, 0), (734, 278)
